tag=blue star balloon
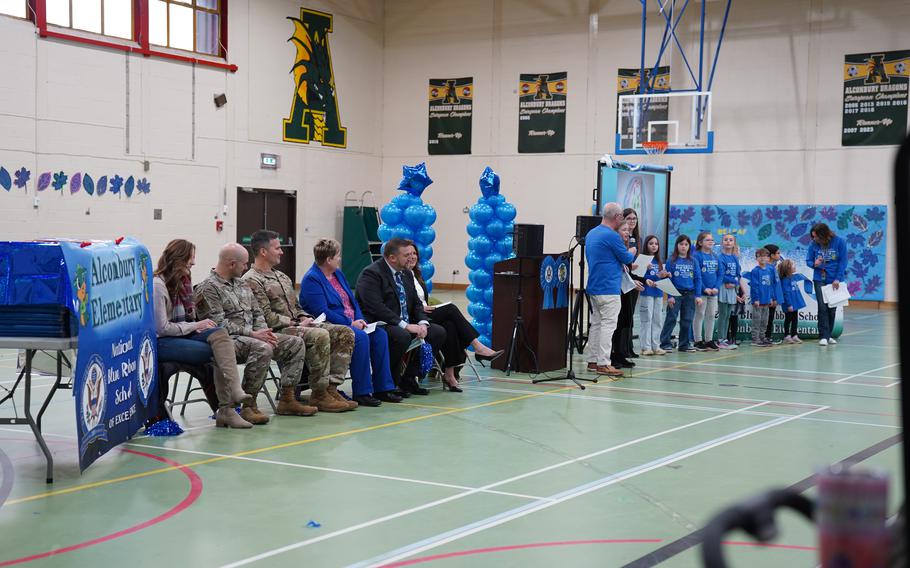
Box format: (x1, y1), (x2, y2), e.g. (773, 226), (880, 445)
(397, 162), (434, 197)
(479, 166), (500, 198)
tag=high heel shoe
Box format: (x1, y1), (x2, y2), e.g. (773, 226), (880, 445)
(474, 349), (504, 365)
(442, 379), (463, 393)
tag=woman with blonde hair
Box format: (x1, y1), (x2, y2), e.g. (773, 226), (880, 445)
(154, 239), (253, 428)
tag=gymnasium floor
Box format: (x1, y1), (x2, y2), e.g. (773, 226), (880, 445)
(0, 293), (902, 568)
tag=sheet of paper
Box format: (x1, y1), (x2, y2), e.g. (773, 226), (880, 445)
(821, 284), (850, 306)
(313, 313), (326, 324)
(655, 278), (681, 297)
(631, 255), (654, 278)
(432, 301), (452, 308)
(620, 271), (637, 294)
(364, 322), (377, 334)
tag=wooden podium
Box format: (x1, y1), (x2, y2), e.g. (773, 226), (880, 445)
(491, 255), (568, 373)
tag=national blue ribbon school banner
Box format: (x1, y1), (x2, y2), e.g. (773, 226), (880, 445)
(60, 238), (157, 471)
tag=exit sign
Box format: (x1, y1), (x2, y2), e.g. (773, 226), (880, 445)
(260, 153), (279, 169)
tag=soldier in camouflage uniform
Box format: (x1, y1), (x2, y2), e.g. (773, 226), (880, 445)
(243, 230), (356, 412)
(195, 243), (317, 424)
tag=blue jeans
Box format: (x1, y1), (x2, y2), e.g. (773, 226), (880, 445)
(156, 327), (220, 365)
(660, 290), (695, 350)
(814, 281), (837, 340)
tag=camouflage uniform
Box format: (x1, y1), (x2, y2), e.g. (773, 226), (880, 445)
(242, 266), (354, 389)
(195, 270), (306, 395)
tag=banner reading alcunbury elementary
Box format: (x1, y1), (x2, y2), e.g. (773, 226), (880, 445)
(60, 238), (157, 471)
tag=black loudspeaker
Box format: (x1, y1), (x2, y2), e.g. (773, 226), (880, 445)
(575, 215), (601, 242)
(513, 224), (545, 257)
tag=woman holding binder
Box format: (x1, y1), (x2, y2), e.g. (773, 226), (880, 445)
(805, 223), (848, 346)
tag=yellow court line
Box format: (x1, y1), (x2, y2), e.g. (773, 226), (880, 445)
(6, 387), (572, 506)
(396, 401), (462, 411)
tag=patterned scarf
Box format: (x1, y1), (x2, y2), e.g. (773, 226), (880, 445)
(172, 275), (195, 323)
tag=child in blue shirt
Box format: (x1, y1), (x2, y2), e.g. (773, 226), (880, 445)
(639, 235), (671, 355)
(717, 233), (743, 350)
(748, 247), (783, 346)
(659, 235), (703, 353)
(692, 231), (722, 351)
(778, 258), (807, 344)
(763, 244), (783, 343)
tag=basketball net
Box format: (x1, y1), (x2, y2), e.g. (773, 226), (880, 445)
(641, 140), (669, 166)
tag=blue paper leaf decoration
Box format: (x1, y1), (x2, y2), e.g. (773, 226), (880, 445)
(0, 167), (10, 191)
(124, 176), (135, 197)
(37, 172), (51, 191)
(96, 175), (108, 195)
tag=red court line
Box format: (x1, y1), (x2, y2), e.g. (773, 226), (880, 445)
(378, 539), (664, 567)
(0, 449), (202, 567)
(378, 538), (815, 567)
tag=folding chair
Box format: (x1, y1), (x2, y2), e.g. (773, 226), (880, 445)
(160, 361), (218, 419)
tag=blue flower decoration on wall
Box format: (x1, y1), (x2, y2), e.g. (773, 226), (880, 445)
(14, 167), (30, 189)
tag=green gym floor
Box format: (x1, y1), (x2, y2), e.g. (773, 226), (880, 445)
(0, 293), (902, 568)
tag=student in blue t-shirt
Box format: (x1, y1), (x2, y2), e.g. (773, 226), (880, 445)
(638, 235), (671, 356)
(717, 233), (743, 350)
(692, 231), (722, 351)
(778, 258), (807, 344)
(658, 234), (703, 353)
(805, 222), (848, 346)
(748, 247), (783, 346)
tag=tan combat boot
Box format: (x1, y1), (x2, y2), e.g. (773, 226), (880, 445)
(276, 386), (318, 416)
(240, 401), (270, 425)
(308, 386), (350, 413)
(328, 384), (358, 411)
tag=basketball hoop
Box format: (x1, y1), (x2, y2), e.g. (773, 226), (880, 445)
(642, 140), (669, 156)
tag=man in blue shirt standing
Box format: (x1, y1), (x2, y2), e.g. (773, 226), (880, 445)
(585, 202), (637, 377)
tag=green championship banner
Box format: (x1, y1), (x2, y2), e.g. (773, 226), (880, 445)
(428, 77), (473, 154)
(617, 66), (670, 150)
(842, 50), (909, 146)
(518, 72), (567, 153)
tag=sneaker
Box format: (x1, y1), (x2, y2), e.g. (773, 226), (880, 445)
(659, 345), (673, 353)
(706, 340), (720, 351)
(819, 338), (829, 346)
(793, 336), (803, 343)
(694, 341), (708, 352)
(682, 346), (698, 353)
(783, 336), (795, 344)
(653, 348), (667, 355)
(755, 341), (771, 347)
(717, 340), (733, 350)
(770, 338), (783, 345)
(587, 362), (598, 371)
(641, 349), (654, 356)
(727, 342), (738, 349)
(828, 338), (837, 344)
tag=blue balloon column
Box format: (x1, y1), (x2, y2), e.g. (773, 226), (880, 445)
(465, 167), (516, 349)
(377, 163), (438, 292)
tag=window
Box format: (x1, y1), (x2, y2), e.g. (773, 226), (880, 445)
(45, 0), (133, 39)
(149, 0), (222, 56)
(0, 0), (27, 18)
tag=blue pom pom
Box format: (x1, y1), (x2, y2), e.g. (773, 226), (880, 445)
(145, 418), (184, 437)
(420, 342), (435, 375)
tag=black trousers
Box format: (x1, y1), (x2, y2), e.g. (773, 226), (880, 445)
(385, 322), (446, 385)
(783, 310), (798, 336)
(428, 303), (479, 367)
(766, 306), (776, 338)
(611, 291), (635, 359)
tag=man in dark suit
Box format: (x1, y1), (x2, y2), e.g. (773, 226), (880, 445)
(355, 238), (446, 395)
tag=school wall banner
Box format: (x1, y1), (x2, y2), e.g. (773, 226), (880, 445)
(518, 72), (567, 153)
(669, 204), (888, 337)
(842, 50), (909, 146)
(60, 238), (157, 471)
(617, 66), (670, 150)
(428, 77), (473, 154)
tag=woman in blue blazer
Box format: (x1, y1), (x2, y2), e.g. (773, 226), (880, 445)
(300, 239), (400, 406)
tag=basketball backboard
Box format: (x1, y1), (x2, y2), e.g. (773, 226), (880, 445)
(615, 91), (714, 155)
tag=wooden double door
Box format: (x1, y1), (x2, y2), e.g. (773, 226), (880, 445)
(236, 188), (297, 279)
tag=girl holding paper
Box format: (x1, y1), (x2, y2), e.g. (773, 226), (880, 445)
(692, 231), (723, 351)
(639, 235), (670, 355)
(805, 223), (848, 346)
(717, 234), (744, 350)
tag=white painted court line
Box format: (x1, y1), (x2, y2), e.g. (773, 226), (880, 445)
(886, 381), (901, 388)
(630, 364), (897, 389)
(218, 401), (772, 568)
(835, 363), (900, 384)
(351, 405), (829, 568)
(633, 359), (899, 381)
(124, 442), (551, 502)
(472, 384), (899, 430)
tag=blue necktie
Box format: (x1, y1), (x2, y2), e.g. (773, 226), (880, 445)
(394, 272), (409, 323)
